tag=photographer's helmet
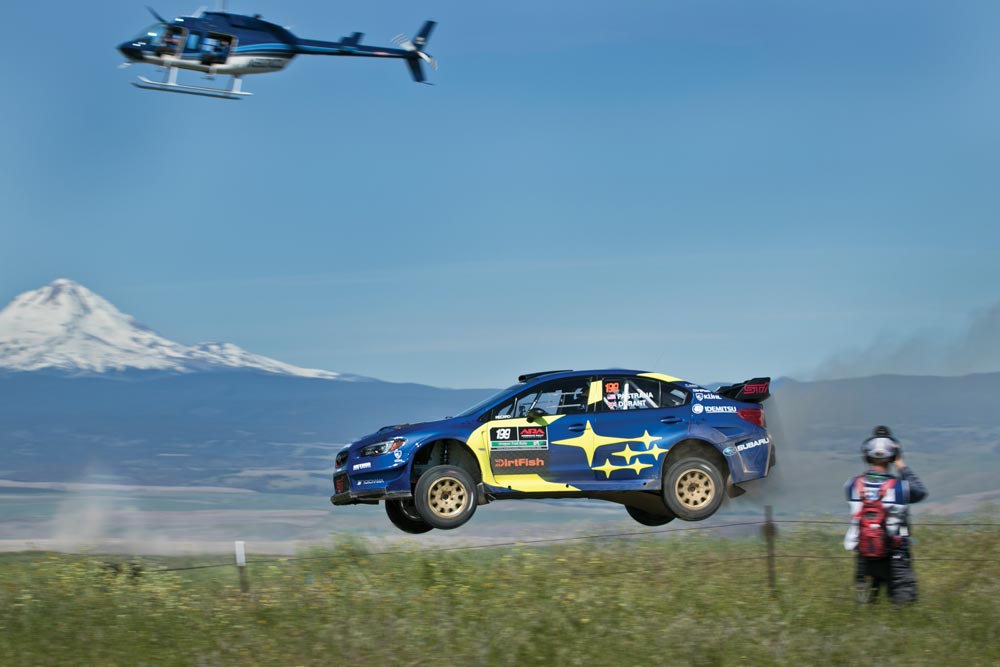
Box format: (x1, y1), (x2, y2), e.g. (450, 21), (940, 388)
(861, 425), (899, 463)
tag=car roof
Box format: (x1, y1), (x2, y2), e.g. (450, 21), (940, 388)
(517, 369), (689, 384)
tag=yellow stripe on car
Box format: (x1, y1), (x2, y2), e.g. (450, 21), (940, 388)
(638, 372), (683, 383)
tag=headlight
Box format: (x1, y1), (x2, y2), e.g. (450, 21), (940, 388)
(360, 437), (406, 457)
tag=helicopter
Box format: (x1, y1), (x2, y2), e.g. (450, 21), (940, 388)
(117, 7), (437, 99)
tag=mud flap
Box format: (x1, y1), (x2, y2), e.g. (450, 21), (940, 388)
(476, 482), (492, 505)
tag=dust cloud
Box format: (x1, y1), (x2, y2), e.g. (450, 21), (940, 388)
(812, 301), (1000, 380)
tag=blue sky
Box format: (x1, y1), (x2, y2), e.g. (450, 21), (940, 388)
(2, 1), (999, 387)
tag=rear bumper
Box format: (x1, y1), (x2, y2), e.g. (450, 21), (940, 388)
(725, 432), (773, 484)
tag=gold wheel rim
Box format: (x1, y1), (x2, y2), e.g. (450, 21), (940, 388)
(675, 469), (715, 510)
(426, 477), (468, 518)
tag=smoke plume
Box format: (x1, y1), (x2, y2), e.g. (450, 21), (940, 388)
(813, 301), (1000, 379)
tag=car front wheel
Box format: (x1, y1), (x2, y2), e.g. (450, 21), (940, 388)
(385, 498), (434, 534)
(413, 465), (477, 530)
(663, 457), (725, 521)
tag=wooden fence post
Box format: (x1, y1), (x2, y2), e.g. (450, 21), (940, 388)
(764, 505), (777, 597)
(234, 540), (249, 593)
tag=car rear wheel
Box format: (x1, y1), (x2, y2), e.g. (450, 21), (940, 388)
(625, 505), (676, 526)
(413, 465), (477, 530)
(663, 457), (725, 521)
(385, 498), (434, 534)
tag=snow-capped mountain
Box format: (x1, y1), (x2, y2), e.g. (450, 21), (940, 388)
(0, 279), (343, 379)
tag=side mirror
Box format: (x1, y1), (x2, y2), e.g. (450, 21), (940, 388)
(526, 407), (548, 422)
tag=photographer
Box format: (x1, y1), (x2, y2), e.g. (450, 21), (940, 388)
(844, 425), (927, 604)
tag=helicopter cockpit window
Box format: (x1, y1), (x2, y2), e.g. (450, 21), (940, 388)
(152, 25), (185, 56)
(134, 23), (167, 44)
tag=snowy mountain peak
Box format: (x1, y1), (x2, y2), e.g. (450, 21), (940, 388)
(0, 279), (342, 379)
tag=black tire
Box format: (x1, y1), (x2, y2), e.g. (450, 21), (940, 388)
(625, 505), (676, 526)
(413, 465), (478, 530)
(385, 498), (434, 534)
(663, 457), (725, 521)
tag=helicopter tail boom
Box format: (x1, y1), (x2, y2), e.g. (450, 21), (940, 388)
(294, 20), (437, 83)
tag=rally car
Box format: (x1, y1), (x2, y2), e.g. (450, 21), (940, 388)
(330, 369), (773, 533)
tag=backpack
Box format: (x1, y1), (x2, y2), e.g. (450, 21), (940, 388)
(853, 477), (896, 559)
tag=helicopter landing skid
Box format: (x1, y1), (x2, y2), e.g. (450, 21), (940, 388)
(133, 69), (251, 100)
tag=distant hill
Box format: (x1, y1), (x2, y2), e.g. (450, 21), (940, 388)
(0, 371), (492, 491)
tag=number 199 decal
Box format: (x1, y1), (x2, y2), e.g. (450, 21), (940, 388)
(489, 426), (548, 450)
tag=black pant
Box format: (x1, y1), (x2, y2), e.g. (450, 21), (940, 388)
(855, 550), (917, 604)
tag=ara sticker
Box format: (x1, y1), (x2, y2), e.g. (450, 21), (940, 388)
(489, 425), (548, 450)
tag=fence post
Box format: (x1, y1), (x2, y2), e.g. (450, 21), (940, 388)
(234, 540), (249, 593)
(764, 505), (777, 597)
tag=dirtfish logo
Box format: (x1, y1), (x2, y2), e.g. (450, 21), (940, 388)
(494, 457), (545, 469)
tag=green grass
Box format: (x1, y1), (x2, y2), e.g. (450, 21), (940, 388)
(1, 524), (999, 666)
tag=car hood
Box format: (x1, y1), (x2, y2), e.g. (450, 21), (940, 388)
(351, 417), (460, 447)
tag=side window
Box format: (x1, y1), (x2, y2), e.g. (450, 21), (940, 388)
(660, 384), (689, 408)
(600, 377), (688, 411)
(491, 378), (590, 419)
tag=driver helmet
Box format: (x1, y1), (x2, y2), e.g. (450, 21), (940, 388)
(861, 425), (899, 463)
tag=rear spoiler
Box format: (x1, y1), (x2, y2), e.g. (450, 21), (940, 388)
(716, 377), (771, 403)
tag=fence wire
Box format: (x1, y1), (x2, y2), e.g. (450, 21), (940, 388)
(140, 517), (1000, 574)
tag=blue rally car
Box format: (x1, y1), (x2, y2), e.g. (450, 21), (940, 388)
(330, 370), (773, 533)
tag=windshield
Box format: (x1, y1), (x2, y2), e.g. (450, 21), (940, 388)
(454, 383), (522, 419)
(134, 23), (167, 42)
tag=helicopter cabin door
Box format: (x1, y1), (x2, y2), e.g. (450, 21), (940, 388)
(201, 33), (235, 66)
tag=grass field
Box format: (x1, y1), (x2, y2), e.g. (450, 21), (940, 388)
(1, 522), (998, 666)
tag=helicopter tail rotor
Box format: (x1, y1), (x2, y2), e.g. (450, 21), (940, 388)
(392, 20), (437, 83)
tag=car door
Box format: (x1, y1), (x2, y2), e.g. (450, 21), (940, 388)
(479, 376), (594, 489)
(584, 375), (691, 486)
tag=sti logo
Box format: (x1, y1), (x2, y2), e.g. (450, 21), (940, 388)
(744, 381), (770, 395)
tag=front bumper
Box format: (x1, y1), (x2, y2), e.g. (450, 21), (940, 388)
(330, 488), (412, 506)
(329, 468), (410, 506)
